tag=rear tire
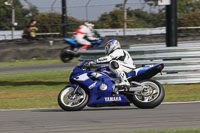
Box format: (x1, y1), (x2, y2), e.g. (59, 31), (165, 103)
(131, 79), (165, 109)
(58, 86), (89, 111)
(60, 46), (74, 63)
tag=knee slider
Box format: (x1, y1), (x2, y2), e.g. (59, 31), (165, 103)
(110, 61), (119, 69)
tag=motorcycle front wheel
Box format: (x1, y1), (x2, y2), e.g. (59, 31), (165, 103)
(58, 86), (89, 111)
(131, 79), (165, 109)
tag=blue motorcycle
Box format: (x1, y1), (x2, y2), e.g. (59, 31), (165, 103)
(58, 60), (165, 111)
(60, 31), (103, 63)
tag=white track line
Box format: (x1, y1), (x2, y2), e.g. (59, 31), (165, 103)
(0, 108), (59, 112)
(162, 101), (200, 104)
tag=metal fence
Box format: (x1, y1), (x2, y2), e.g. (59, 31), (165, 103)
(0, 0), (165, 40)
(0, 27), (165, 40)
(78, 41), (200, 84)
(95, 27), (166, 37)
(0, 30), (62, 40)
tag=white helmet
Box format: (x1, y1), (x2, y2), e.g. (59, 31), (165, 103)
(84, 22), (94, 30)
(105, 40), (121, 55)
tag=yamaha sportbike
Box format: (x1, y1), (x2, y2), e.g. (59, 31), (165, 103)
(58, 60), (165, 111)
(60, 32), (103, 63)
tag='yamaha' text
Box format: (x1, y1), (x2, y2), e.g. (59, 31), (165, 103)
(104, 97), (122, 102)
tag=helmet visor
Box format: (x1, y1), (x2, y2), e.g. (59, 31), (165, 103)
(105, 46), (108, 55)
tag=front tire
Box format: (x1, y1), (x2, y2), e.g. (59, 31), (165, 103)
(131, 79), (165, 109)
(58, 86), (89, 111)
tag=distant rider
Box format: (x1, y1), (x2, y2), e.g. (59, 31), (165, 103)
(26, 19), (38, 39)
(91, 40), (136, 87)
(74, 22), (100, 49)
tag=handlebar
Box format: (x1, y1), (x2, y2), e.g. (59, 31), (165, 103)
(77, 60), (95, 70)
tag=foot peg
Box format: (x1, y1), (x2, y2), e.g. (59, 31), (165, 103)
(112, 87), (119, 96)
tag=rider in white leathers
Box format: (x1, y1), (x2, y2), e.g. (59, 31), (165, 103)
(94, 40), (136, 87)
(74, 22), (99, 49)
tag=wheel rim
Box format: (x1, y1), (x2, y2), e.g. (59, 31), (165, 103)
(60, 87), (87, 107)
(135, 81), (160, 103)
(60, 52), (73, 62)
(60, 48), (74, 62)
(61, 55), (72, 62)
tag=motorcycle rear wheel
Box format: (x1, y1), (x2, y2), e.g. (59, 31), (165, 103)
(58, 86), (89, 111)
(60, 46), (74, 63)
(131, 79), (165, 109)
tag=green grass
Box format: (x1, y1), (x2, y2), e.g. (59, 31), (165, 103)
(0, 69), (200, 109)
(0, 70), (71, 109)
(0, 58), (78, 66)
(120, 129), (200, 133)
(163, 84), (200, 102)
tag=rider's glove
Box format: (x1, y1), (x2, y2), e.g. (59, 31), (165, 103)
(88, 60), (96, 66)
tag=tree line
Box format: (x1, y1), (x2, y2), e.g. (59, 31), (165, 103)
(1, 0), (200, 34)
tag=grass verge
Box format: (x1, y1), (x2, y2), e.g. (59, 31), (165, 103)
(120, 129), (200, 133)
(163, 84), (200, 102)
(0, 70), (71, 109)
(0, 58), (78, 66)
(0, 69), (200, 109)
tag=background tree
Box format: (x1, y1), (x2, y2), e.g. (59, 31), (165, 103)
(0, 0), (38, 30)
(179, 10), (200, 32)
(178, 0), (200, 17)
(95, 5), (165, 29)
(34, 12), (83, 36)
(177, 0), (200, 32)
(0, 0), (11, 30)
(143, 0), (200, 33)
(95, 9), (123, 28)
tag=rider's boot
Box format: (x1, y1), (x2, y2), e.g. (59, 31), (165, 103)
(115, 72), (130, 87)
(112, 86), (119, 96)
(112, 77), (130, 96)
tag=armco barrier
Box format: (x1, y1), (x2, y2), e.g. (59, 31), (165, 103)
(2, 33), (200, 62)
(78, 41), (200, 84)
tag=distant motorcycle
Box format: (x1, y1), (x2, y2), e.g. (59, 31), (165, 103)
(58, 60), (165, 111)
(60, 31), (103, 63)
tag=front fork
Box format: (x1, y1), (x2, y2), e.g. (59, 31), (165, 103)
(72, 85), (79, 95)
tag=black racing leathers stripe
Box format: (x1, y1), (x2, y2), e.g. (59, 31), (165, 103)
(113, 50), (126, 61)
(121, 64), (135, 69)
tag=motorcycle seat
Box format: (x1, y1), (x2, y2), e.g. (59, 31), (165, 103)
(96, 66), (136, 79)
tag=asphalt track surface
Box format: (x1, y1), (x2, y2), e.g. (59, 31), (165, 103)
(0, 62), (78, 74)
(0, 102), (200, 133)
(1, 63), (200, 132)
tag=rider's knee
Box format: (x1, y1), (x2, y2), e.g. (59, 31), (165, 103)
(110, 60), (119, 70)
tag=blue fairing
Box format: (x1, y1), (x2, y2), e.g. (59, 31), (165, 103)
(91, 39), (103, 45)
(69, 65), (130, 105)
(133, 64), (163, 76)
(68, 61), (163, 106)
(64, 37), (103, 48)
(126, 64), (164, 79)
(96, 64), (164, 79)
(64, 38), (79, 47)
